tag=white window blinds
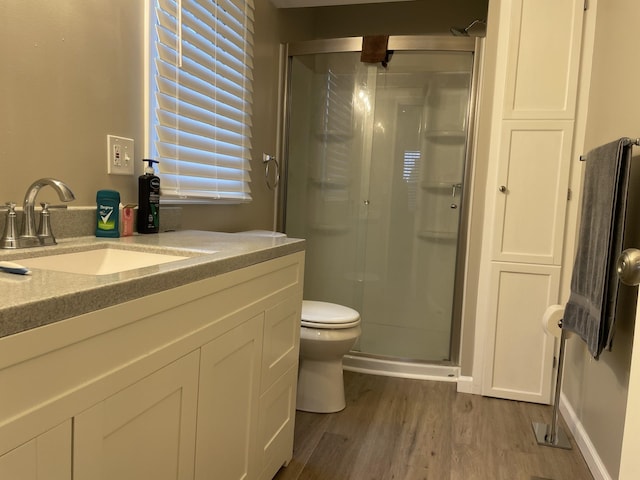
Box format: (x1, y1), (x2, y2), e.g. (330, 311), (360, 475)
(149, 0), (254, 202)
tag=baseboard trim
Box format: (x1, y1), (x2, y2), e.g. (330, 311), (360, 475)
(456, 375), (481, 394)
(560, 393), (613, 480)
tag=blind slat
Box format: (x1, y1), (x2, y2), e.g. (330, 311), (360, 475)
(156, 64), (254, 124)
(157, 143), (252, 171)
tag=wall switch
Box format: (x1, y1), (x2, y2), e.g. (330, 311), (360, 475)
(107, 135), (135, 175)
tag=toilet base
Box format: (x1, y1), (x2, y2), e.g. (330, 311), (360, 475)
(296, 358), (346, 413)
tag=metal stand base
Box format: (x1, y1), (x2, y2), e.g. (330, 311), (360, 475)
(532, 327), (572, 450)
(532, 421), (572, 449)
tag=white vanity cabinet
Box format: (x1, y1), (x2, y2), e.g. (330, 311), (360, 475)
(0, 251), (304, 480)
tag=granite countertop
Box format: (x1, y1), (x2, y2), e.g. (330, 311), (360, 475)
(0, 230), (305, 338)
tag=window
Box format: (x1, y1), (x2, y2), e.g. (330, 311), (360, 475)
(146, 0), (255, 203)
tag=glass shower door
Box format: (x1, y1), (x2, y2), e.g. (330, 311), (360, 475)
(284, 46), (474, 363)
(285, 52), (371, 313)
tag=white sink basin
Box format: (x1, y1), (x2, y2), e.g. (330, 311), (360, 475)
(19, 247), (191, 276)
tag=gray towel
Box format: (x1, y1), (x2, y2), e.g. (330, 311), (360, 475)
(563, 138), (633, 358)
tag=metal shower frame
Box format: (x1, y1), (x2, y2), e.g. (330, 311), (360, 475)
(274, 35), (483, 366)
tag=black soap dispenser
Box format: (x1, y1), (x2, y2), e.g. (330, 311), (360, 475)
(137, 159), (160, 234)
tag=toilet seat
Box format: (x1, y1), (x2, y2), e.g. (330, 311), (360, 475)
(301, 300), (361, 329)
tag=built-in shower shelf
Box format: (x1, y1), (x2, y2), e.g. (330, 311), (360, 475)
(424, 130), (466, 142)
(309, 223), (350, 234)
(417, 230), (457, 241)
(308, 177), (350, 189)
(314, 131), (353, 142)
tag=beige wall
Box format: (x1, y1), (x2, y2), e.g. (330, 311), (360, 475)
(561, 0), (640, 477)
(0, 0), (486, 232)
(0, 0), (283, 232)
(0, 0), (488, 369)
(278, 0), (488, 39)
(1, 1), (144, 207)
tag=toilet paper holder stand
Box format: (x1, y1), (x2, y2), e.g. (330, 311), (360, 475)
(531, 248), (640, 450)
(532, 319), (572, 450)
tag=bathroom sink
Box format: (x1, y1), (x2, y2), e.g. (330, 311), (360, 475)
(18, 246), (191, 276)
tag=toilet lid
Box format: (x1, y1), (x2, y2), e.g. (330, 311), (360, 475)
(301, 300), (361, 329)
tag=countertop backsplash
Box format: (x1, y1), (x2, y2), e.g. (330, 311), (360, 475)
(0, 206), (183, 240)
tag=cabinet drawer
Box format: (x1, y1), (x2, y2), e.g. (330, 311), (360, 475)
(258, 366), (298, 480)
(261, 296), (301, 393)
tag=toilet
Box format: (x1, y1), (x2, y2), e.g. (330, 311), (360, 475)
(236, 231), (361, 413)
(297, 300), (361, 413)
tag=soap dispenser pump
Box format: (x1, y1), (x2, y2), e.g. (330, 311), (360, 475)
(137, 159), (160, 234)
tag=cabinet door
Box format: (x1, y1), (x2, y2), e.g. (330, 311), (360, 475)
(195, 314), (263, 480)
(502, 0), (584, 120)
(492, 120), (573, 265)
(482, 263), (559, 403)
(73, 351), (199, 480)
(0, 420), (71, 480)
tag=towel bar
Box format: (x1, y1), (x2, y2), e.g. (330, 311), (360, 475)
(580, 137), (640, 161)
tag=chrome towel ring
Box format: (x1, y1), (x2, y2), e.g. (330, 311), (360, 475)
(263, 153), (279, 190)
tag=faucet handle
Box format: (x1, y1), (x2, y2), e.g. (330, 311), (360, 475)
(0, 202), (19, 249)
(40, 202), (68, 209)
(37, 202), (62, 246)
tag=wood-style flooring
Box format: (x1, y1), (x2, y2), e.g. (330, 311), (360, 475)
(274, 371), (593, 480)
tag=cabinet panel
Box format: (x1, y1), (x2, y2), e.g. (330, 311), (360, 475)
(73, 351), (199, 480)
(493, 120), (573, 264)
(483, 263), (559, 403)
(503, 0), (584, 119)
(261, 296), (301, 392)
(195, 315), (263, 480)
(0, 420), (71, 480)
(258, 366), (298, 480)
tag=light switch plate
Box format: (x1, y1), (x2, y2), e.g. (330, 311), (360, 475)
(107, 135), (135, 175)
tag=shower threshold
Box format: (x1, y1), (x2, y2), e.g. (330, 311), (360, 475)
(343, 352), (460, 382)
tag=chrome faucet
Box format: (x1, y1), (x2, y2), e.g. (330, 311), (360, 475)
(18, 178), (75, 248)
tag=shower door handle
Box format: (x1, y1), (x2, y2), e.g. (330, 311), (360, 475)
(451, 183), (462, 209)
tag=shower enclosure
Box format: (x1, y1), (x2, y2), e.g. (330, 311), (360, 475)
(279, 36), (480, 366)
